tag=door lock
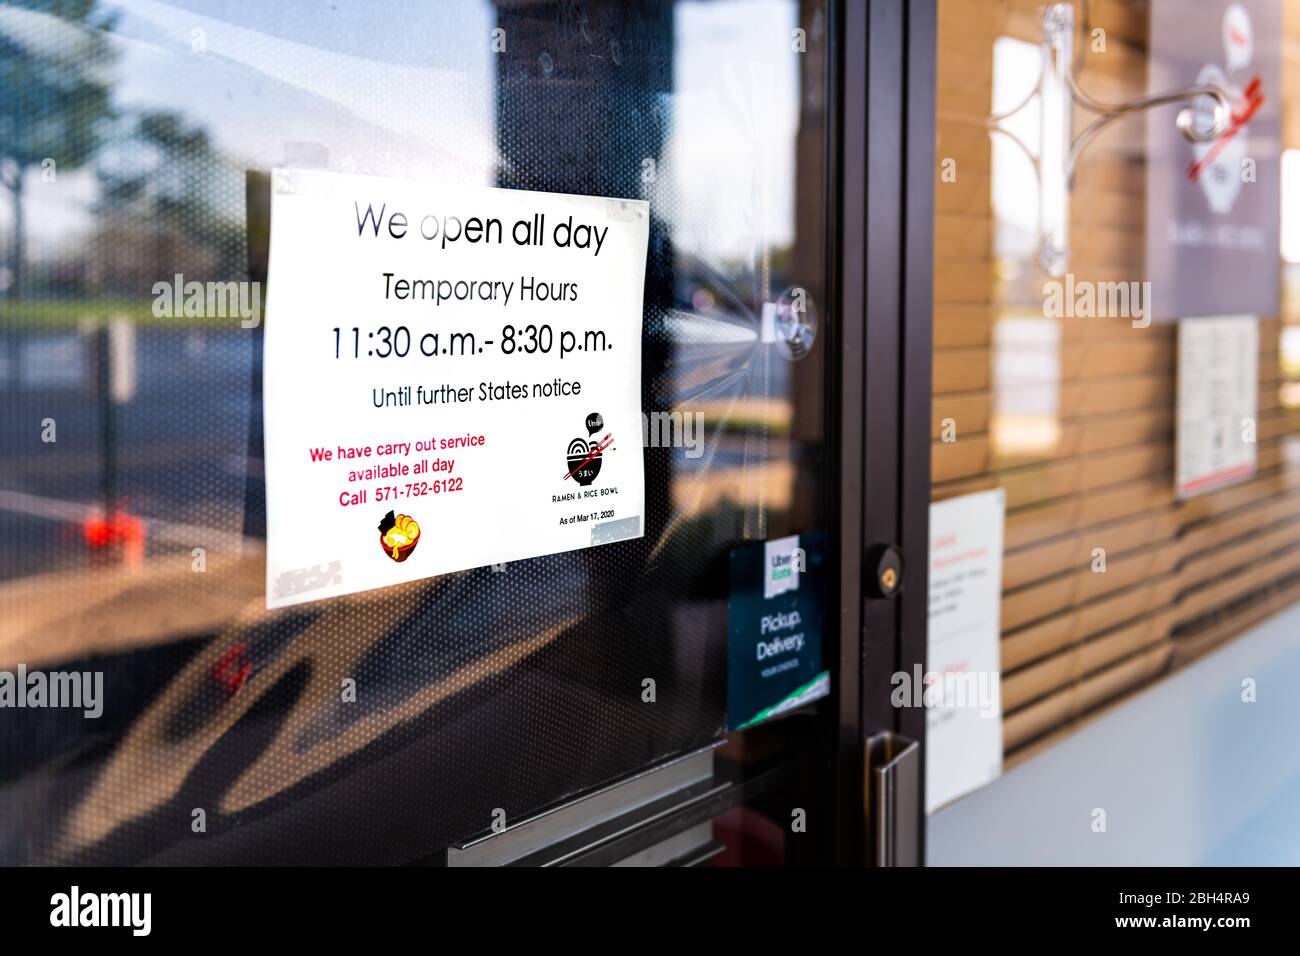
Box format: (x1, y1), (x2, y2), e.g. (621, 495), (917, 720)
(866, 544), (904, 599)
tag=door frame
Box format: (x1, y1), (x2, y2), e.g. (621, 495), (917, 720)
(829, 0), (936, 865)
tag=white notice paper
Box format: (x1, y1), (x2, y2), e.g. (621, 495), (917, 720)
(263, 169), (649, 608)
(926, 489), (1004, 814)
(1176, 315), (1258, 499)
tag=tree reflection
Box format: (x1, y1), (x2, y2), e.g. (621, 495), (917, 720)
(92, 111), (244, 298)
(0, 0), (115, 300)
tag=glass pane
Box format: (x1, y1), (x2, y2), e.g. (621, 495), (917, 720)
(0, 0), (829, 864)
(932, 0), (1300, 764)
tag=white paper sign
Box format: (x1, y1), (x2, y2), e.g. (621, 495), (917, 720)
(1176, 315), (1258, 499)
(263, 169), (649, 608)
(926, 489), (1004, 814)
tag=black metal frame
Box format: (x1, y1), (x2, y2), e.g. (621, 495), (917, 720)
(830, 0), (936, 865)
(829, 0), (868, 867)
(898, 0), (937, 857)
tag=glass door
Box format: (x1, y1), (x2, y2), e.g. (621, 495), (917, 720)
(0, 0), (845, 864)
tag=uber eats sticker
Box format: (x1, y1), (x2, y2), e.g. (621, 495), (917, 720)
(262, 169), (649, 608)
(727, 533), (829, 730)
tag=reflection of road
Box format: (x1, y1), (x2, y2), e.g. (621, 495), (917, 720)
(0, 329), (255, 580)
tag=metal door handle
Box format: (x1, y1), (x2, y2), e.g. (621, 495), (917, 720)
(866, 731), (920, 866)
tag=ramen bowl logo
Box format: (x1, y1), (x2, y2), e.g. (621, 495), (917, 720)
(378, 511), (420, 562)
(564, 411), (608, 487)
(565, 438), (602, 486)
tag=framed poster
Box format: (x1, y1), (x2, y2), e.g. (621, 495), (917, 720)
(1146, 1), (1281, 321)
